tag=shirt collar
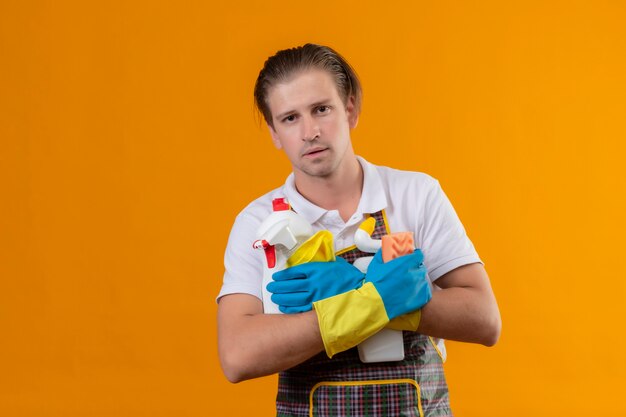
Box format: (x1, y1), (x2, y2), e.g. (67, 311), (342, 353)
(356, 155), (388, 215)
(283, 174), (327, 224)
(282, 156), (388, 224)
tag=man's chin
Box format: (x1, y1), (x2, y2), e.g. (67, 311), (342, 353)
(297, 163), (335, 179)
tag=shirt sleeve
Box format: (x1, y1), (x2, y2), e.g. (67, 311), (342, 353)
(418, 179), (482, 281)
(217, 211), (265, 302)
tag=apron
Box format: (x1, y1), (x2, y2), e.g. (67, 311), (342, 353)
(276, 211), (452, 417)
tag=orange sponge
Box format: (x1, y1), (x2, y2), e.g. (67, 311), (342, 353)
(381, 232), (414, 263)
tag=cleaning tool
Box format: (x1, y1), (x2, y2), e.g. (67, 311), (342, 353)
(252, 198), (314, 314)
(354, 221), (422, 362)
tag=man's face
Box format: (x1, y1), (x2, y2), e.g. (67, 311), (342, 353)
(266, 69), (358, 180)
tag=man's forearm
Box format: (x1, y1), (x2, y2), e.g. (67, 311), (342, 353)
(218, 294), (324, 383)
(417, 263), (501, 346)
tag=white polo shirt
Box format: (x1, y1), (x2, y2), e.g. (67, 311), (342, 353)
(218, 156), (482, 359)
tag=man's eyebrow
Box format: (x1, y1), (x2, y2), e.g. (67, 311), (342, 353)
(276, 109), (296, 120)
(275, 100), (332, 120)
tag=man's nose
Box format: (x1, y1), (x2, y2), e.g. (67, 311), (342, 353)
(302, 116), (320, 141)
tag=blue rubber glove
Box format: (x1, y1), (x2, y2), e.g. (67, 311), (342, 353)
(365, 249), (432, 320)
(268, 257), (365, 314)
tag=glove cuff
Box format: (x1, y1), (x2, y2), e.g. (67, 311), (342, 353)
(386, 309), (422, 332)
(313, 282), (389, 358)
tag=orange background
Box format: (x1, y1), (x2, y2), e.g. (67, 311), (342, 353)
(1, 1), (625, 416)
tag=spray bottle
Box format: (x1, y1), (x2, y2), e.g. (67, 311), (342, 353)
(252, 198), (314, 314)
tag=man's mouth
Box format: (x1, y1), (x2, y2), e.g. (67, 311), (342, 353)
(302, 147), (328, 157)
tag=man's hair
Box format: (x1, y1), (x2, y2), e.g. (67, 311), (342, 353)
(254, 44), (362, 128)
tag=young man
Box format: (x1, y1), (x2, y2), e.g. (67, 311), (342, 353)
(217, 44), (501, 416)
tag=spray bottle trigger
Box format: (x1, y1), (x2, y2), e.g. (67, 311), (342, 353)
(253, 239), (277, 268)
(264, 245), (276, 268)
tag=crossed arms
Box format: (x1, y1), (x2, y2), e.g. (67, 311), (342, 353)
(217, 262), (501, 383)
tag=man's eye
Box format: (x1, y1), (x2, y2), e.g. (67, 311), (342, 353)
(283, 115), (296, 122)
(317, 106), (330, 113)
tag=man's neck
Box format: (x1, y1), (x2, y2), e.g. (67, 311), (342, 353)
(293, 156), (363, 223)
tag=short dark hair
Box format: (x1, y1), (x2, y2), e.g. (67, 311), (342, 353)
(254, 44), (362, 128)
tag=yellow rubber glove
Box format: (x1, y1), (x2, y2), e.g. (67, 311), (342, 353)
(313, 286), (422, 356)
(285, 229), (423, 353)
(313, 282), (389, 358)
(387, 310), (422, 332)
(286, 230), (335, 267)
(313, 250), (431, 358)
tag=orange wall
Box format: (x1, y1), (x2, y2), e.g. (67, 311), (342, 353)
(1, 1), (625, 416)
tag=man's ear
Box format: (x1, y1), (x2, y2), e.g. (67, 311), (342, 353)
(346, 95), (359, 129)
(268, 123), (282, 149)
